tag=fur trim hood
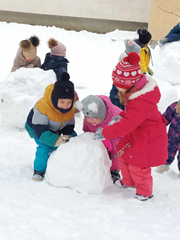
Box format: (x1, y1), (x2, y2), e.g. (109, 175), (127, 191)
(129, 75), (160, 104)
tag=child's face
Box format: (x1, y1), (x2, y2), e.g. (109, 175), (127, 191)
(85, 117), (101, 126)
(25, 57), (34, 62)
(57, 99), (72, 109)
(116, 87), (126, 94)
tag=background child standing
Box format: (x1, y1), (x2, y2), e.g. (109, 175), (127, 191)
(156, 101), (180, 176)
(25, 72), (77, 181)
(134, 28), (153, 76)
(94, 52), (168, 201)
(109, 39), (141, 110)
(81, 95), (122, 185)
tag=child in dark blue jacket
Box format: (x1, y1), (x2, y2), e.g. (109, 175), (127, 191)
(158, 22), (180, 47)
(41, 38), (69, 80)
(42, 38), (80, 112)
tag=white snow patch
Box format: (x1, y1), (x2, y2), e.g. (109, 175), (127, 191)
(45, 132), (112, 193)
(0, 68), (56, 128)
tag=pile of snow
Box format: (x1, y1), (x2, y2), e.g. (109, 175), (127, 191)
(153, 42), (180, 85)
(0, 68), (56, 128)
(156, 78), (178, 113)
(45, 132), (112, 193)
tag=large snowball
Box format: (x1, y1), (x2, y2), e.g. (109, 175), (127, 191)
(153, 42), (180, 85)
(45, 132), (112, 193)
(0, 68), (56, 128)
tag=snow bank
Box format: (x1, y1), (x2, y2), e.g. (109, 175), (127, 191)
(0, 68), (56, 128)
(153, 42), (180, 85)
(156, 78), (178, 113)
(45, 132), (112, 193)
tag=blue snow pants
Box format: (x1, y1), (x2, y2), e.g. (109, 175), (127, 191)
(166, 33), (180, 43)
(34, 131), (77, 172)
(166, 137), (180, 171)
(34, 138), (57, 173)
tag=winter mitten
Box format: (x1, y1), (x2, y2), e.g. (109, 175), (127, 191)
(147, 67), (154, 76)
(54, 135), (70, 147)
(26, 64), (34, 68)
(108, 116), (123, 125)
(102, 140), (113, 151)
(93, 128), (105, 140)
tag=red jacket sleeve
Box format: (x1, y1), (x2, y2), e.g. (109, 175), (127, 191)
(102, 99), (148, 140)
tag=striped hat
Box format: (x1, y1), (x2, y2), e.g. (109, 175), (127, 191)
(112, 52), (142, 89)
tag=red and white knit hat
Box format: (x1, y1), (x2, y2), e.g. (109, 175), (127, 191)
(112, 52), (142, 89)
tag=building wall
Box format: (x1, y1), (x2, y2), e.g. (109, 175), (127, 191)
(0, 0), (151, 23)
(0, 0), (151, 33)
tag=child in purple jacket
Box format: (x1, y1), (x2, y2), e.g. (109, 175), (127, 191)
(81, 95), (122, 186)
(156, 101), (180, 177)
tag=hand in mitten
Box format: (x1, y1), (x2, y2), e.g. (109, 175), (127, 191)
(26, 64), (34, 68)
(147, 67), (154, 76)
(102, 140), (113, 151)
(93, 128), (105, 140)
(54, 135), (71, 147)
(108, 116), (123, 125)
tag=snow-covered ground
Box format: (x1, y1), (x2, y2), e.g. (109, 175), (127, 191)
(0, 21), (180, 240)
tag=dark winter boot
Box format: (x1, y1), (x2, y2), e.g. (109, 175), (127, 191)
(133, 194), (153, 201)
(110, 169), (121, 184)
(33, 170), (45, 181)
(158, 37), (169, 47)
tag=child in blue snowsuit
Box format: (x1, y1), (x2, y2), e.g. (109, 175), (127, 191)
(158, 22), (180, 47)
(156, 101), (180, 176)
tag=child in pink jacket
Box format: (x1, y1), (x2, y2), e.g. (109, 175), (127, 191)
(81, 95), (122, 186)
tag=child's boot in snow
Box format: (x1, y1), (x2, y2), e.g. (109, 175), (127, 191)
(158, 38), (169, 47)
(134, 194), (153, 201)
(33, 170), (45, 181)
(156, 164), (170, 173)
(110, 169), (121, 185)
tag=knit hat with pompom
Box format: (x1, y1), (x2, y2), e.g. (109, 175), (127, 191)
(48, 38), (66, 57)
(52, 72), (74, 104)
(20, 36), (40, 60)
(137, 28), (152, 45)
(112, 52), (142, 89)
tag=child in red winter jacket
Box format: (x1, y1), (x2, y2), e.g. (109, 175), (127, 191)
(94, 52), (168, 201)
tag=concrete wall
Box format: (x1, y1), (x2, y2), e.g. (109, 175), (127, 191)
(149, 0), (180, 40)
(0, 0), (151, 33)
(0, 0), (151, 22)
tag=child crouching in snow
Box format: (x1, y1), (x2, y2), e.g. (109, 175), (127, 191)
(156, 101), (180, 176)
(25, 72), (77, 181)
(94, 52), (168, 201)
(81, 95), (122, 186)
(11, 36), (41, 72)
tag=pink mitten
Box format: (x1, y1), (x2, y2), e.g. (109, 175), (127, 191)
(102, 140), (113, 151)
